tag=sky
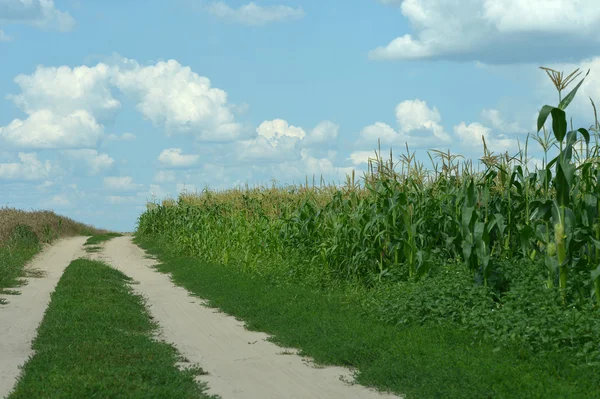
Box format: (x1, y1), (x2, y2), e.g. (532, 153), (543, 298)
(1, 0), (600, 232)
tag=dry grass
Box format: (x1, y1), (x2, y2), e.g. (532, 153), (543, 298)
(0, 207), (107, 247)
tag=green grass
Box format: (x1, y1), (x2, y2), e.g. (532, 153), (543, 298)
(84, 232), (123, 246)
(135, 236), (600, 399)
(0, 244), (39, 296)
(7, 258), (215, 399)
(0, 226), (43, 303)
(83, 233), (123, 253)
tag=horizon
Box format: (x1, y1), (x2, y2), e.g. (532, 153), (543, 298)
(1, 0), (600, 232)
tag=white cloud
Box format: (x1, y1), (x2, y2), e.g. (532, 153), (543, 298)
(107, 132), (136, 141)
(0, 152), (51, 180)
(9, 63), (119, 120)
(0, 0), (75, 31)
(358, 99), (451, 148)
(103, 176), (142, 192)
(63, 149), (115, 174)
(302, 120), (339, 147)
(257, 119), (306, 141)
(369, 0), (600, 64)
(0, 109), (103, 149)
(207, 2), (304, 26)
(153, 170), (176, 183)
(348, 150), (377, 165)
(236, 119), (341, 163)
(2, 57), (243, 151)
(0, 29), (12, 41)
(480, 108), (528, 134)
(158, 148), (199, 167)
(112, 58), (243, 141)
(453, 121), (519, 154)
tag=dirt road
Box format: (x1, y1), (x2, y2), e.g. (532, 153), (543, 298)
(1, 236), (401, 399)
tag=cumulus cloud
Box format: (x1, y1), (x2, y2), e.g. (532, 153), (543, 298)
(302, 120), (339, 147)
(9, 63), (120, 120)
(257, 119), (306, 141)
(103, 176), (142, 192)
(112, 58), (243, 141)
(62, 149), (115, 174)
(0, 0), (75, 31)
(348, 150), (377, 165)
(0, 152), (51, 180)
(1, 57), (243, 152)
(207, 2), (304, 26)
(357, 99), (451, 151)
(236, 119), (340, 163)
(158, 148), (200, 167)
(370, 0), (600, 64)
(452, 119), (521, 157)
(0, 109), (103, 149)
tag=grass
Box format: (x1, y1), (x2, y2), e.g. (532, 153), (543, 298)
(135, 235), (600, 399)
(7, 258), (214, 399)
(83, 232), (124, 247)
(0, 208), (106, 297)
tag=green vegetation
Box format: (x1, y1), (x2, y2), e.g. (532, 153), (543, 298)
(84, 232), (124, 247)
(7, 258), (213, 399)
(135, 65), (600, 397)
(0, 208), (105, 298)
(135, 237), (600, 399)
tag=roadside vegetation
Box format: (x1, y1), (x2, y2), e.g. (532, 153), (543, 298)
(7, 258), (213, 399)
(136, 66), (600, 398)
(0, 208), (105, 300)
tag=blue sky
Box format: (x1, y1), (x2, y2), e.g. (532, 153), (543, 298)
(1, 0), (600, 232)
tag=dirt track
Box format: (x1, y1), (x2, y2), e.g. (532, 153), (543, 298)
(1, 236), (401, 399)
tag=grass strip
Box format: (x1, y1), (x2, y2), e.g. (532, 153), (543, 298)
(84, 232), (123, 246)
(135, 236), (600, 399)
(7, 258), (214, 399)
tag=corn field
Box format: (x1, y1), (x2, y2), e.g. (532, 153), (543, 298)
(137, 66), (600, 308)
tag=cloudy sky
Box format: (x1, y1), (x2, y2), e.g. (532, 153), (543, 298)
(1, 0), (600, 232)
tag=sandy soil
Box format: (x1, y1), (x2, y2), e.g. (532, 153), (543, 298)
(92, 236), (402, 399)
(0, 237), (88, 399)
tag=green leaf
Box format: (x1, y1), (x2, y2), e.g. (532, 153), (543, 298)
(519, 224), (534, 258)
(592, 264), (600, 281)
(551, 107), (567, 142)
(558, 69), (590, 110)
(537, 105), (555, 132)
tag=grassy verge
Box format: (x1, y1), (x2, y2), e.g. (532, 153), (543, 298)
(0, 208), (106, 297)
(7, 258), (214, 399)
(135, 236), (600, 399)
